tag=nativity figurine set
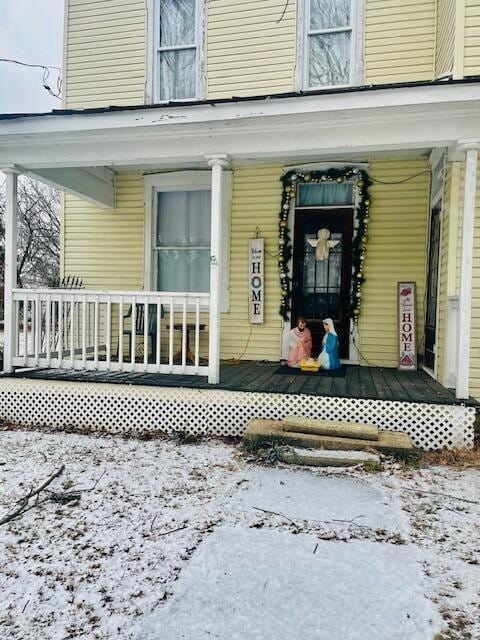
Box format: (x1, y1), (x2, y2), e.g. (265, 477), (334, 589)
(288, 316), (341, 371)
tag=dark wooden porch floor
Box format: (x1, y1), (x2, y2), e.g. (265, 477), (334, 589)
(7, 361), (477, 406)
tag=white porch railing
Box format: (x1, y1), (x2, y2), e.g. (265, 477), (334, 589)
(11, 289), (210, 376)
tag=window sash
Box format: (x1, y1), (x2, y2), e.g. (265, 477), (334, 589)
(305, 0), (356, 90)
(155, 0), (200, 101)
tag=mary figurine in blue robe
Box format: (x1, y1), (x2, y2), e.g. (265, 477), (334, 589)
(318, 318), (341, 370)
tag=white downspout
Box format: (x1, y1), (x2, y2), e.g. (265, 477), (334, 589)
(2, 167), (20, 373)
(456, 142), (480, 399)
(206, 154), (230, 385)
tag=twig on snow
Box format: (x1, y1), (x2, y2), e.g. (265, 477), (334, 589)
(331, 515), (370, 530)
(400, 486), (479, 506)
(157, 525), (188, 537)
(252, 506), (298, 526)
(0, 465), (66, 526)
(17, 465), (65, 505)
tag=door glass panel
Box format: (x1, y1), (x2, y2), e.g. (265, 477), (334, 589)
(302, 232), (342, 320)
(426, 211), (441, 327)
(298, 182), (354, 206)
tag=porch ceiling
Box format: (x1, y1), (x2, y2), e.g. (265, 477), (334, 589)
(1, 81), (480, 203)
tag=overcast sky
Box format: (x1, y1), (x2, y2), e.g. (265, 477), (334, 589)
(0, 0), (64, 114)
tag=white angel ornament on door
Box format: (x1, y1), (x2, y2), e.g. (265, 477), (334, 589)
(307, 228), (339, 261)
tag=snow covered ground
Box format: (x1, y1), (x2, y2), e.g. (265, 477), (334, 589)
(0, 430), (479, 640)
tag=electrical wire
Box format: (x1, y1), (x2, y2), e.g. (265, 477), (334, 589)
(276, 0), (291, 23)
(221, 326), (254, 365)
(369, 170), (431, 185)
(0, 58), (62, 99)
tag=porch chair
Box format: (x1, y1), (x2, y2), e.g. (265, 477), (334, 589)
(121, 304), (162, 362)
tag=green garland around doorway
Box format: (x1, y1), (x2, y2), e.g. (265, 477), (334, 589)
(277, 167), (372, 324)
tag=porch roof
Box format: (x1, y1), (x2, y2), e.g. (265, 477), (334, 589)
(1, 78), (480, 208)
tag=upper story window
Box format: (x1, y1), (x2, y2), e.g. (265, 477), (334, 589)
(155, 0), (204, 101)
(301, 0), (362, 90)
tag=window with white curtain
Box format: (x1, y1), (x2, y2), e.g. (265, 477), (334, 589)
(155, 190), (211, 293)
(156, 0), (200, 101)
(302, 0), (360, 89)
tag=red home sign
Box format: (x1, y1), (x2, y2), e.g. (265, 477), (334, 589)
(398, 282), (417, 371)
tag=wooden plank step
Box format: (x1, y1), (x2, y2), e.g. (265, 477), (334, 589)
(282, 416), (379, 441)
(243, 419), (413, 455)
(278, 447), (382, 468)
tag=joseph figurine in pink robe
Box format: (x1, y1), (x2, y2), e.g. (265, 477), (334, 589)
(287, 316), (312, 368)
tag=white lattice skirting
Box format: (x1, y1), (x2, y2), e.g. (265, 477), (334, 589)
(0, 378), (475, 450)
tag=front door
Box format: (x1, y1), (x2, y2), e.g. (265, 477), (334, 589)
(424, 204), (441, 371)
(292, 209), (353, 358)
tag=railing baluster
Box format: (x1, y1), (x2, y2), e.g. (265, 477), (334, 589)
(76, 300), (80, 349)
(195, 297), (200, 373)
(144, 301), (149, 369)
(58, 296), (63, 367)
(169, 297), (174, 372)
(46, 294), (51, 367)
(82, 296), (87, 368)
(51, 299), (56, 361)
(34, 294), (41, 366)
(156, 300), (161, 371)
(70, 294), (75, 368)
(94, 296), (99, 368)
(118, 298), (124, 370)
(182, 297), (187, 372)
(23, 295), (28, 365)
(106, 298), (112, 369)
(131, 297), (136, 368)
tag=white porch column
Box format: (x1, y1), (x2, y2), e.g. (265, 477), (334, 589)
(206, 154), (230, 384)
(2, 168), (20, 373)
(456, 142), (480, 399)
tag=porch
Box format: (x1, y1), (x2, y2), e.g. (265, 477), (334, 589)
(0, 362), (476, 451)
(1, 80), (480, 429)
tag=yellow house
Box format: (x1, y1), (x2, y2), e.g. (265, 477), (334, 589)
(0, 0), (479, 449)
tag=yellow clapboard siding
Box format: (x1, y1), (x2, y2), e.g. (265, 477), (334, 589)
(206, 0), (295, 99)
(220, 166), (284, 360)
(464, 0), (480, 75)
(365, 0), (436, 84)
(63, 173), (145, 290)
(64, 0), (146, 109)
(357, 157), (429, 367)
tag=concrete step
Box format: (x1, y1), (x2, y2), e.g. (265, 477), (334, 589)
(278, 447), (382, 468)
(244, 419), (413, 455)
(282, 416), (379, 441)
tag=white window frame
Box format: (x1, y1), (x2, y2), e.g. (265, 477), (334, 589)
(146, 0), (206, 104)
(144, 171), (231, 312)
(296, 0), (364, 92)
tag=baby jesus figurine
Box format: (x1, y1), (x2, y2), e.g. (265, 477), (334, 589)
(288, 316), (312, 368)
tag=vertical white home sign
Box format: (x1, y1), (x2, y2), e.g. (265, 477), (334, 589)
(249, 238), (264, 324)
(398, 282), (417, 370)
